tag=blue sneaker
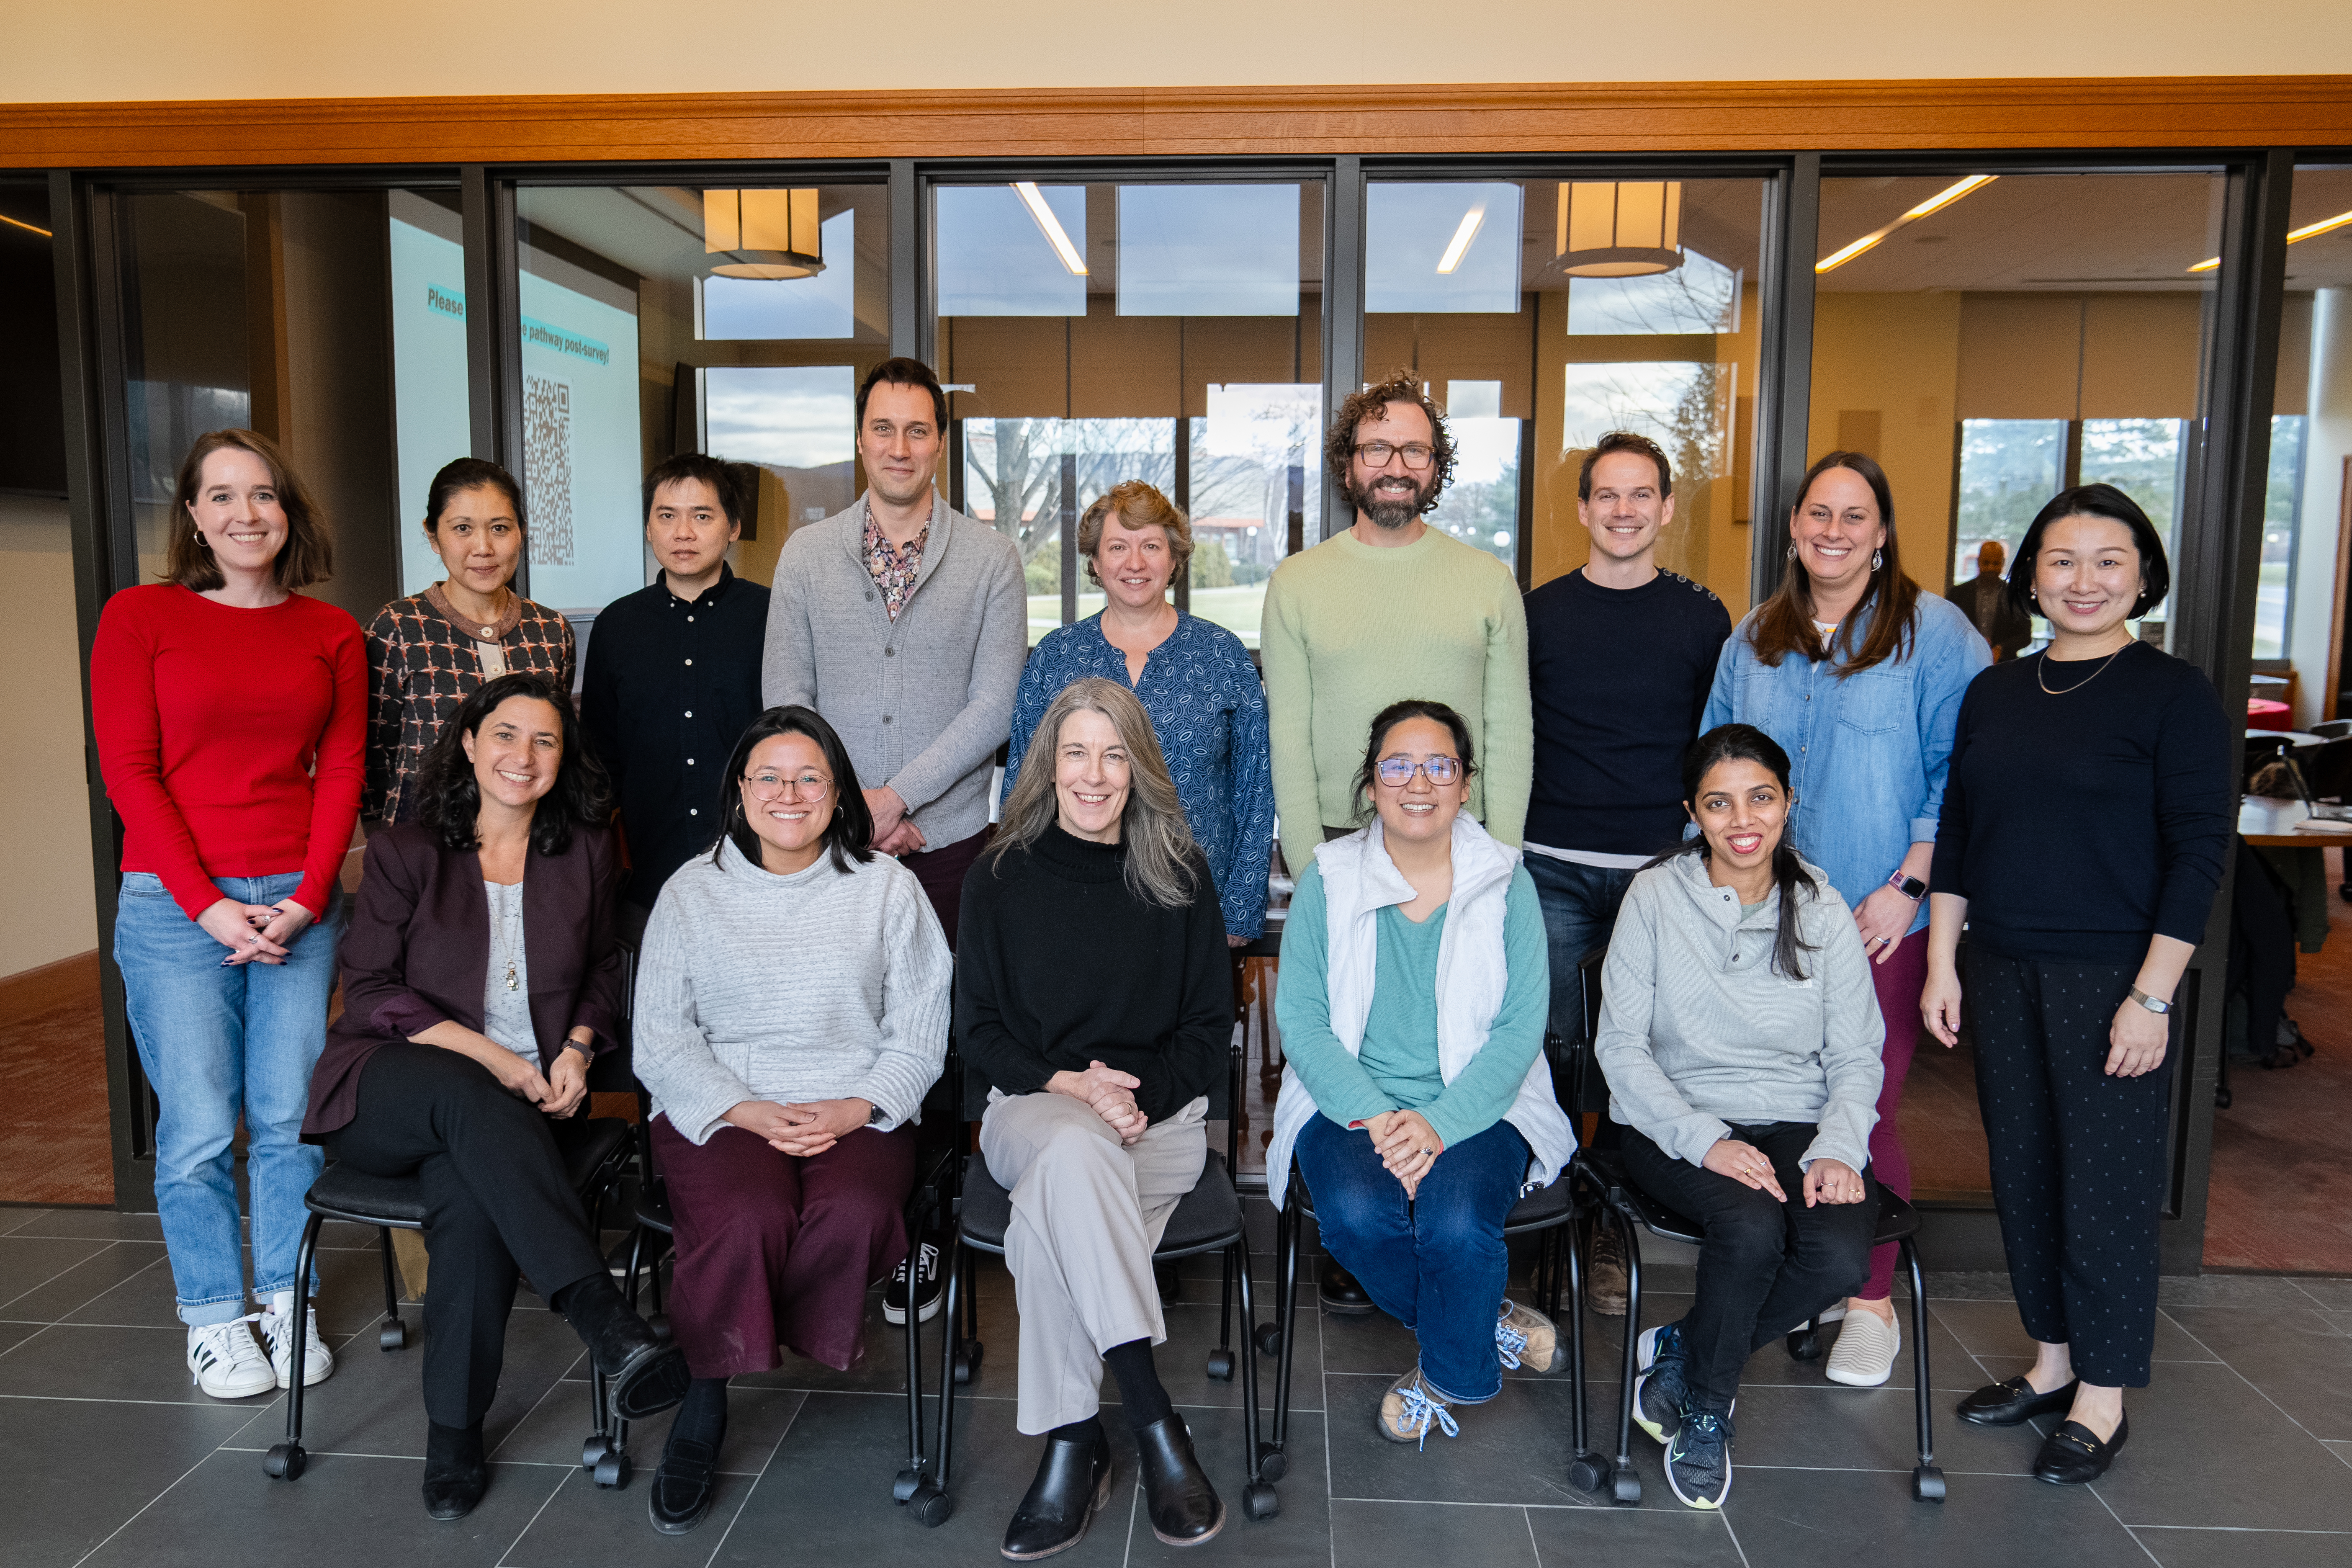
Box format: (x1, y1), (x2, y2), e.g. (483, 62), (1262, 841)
(1665, 1406), (1733, 1509)
(1631, 1323), (1687, 1444)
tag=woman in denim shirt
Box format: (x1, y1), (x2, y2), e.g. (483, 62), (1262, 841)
(1701, 451), (1988, 1388)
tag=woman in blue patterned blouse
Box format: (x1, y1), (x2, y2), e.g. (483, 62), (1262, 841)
(1007, 481), (1275, 943)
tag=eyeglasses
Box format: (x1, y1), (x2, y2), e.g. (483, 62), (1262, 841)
(1354, 441), (1436, 471)
(1375, 756), (1463, 788)
(743, 770), (832, 801)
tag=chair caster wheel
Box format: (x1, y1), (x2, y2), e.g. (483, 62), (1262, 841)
(1567, 1454), (1611, 1494)
(379, 1319), (407, 1352)
(264, 1442), (305, 1480)
(1786, 1328), (1824, 1362)
(1242, 1483), (1279, 1520)
(593, 1451), (631, 1489)
(908, 1483), (953, 1527)
(1205, 1348), (1235, 1382)
(1257, 1442), (1289, 1483)
(1913, 1465), (1947, 1502)
(952, 1344), (981, 1385)
(1253, 1322), (1283, 1358)
(1611, 1470), (1643, 1505)
(893, 1467), (925, 1503)
(582, 1435), (612, 1469)
(649, 1314), (673, 1344)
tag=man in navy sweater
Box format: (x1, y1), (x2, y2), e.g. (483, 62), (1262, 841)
(1523, 431), (1730, 1312)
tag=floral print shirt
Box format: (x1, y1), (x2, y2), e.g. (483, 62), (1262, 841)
(861, 506), (929, 621)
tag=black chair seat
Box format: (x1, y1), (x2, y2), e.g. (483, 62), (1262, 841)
(1580, 1145), (1920, 1247)
(1501, 1176), (1575, 1234)
(304, 1116), (633, 1231)
(958, 1150), (1245, 1262)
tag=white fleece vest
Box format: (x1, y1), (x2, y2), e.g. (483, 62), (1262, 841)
(1266, 815), (1575, 1199)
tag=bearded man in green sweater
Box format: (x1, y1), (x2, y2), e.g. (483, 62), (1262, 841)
(1262, 374), (1533, 881)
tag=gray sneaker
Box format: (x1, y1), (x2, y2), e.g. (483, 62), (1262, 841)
(1665, 1406), (1733, 1509)
(1631, 1322), (1687, 1444)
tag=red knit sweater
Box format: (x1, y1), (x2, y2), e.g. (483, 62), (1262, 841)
(92, 584), (368, 922)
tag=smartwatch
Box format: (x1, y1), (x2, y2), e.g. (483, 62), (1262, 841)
(1886, 870), (1927, 901)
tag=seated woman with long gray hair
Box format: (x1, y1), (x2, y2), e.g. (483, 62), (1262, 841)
(956, 677), (1234, 1559)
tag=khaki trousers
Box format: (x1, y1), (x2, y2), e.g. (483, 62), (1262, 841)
(980, 1090), (1209, 1434)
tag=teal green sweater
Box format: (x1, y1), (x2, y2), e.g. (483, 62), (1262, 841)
(1274, 859), (1549, 1151)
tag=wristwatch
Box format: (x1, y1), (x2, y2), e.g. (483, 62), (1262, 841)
(2127, 986), (2171, 1015)
(1886, 870), (1927, 901)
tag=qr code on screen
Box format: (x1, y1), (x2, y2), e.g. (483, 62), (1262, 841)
(523, 374), (576, 567)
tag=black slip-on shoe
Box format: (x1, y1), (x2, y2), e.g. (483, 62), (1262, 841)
(422, 1421), (489, 1521)
(1002, 1428), (1114, 1560)
(1133, 1416), (1224, 1547)
(1958, 1375), (2081, 1427)
(2035, 1415), (2127, 1485)
(1318, 1262), (1374, 1316)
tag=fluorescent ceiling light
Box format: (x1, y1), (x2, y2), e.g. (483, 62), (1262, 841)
(1436, 203), (1487, 274)
(0, 213), (51, 238)
(1817, 173), (1999, 273)
(1014, 182), (1087, 275)
(2188, 207), (2352, 273)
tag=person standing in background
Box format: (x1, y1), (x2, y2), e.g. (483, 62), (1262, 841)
(1261, 371), (1533, 1317)
(582, 453), (771, 934)
(92, 428), (365, 1402)
(365, 458), (574, 826)
(1701, 451), (1988, 1391)
(1521, 431), (1730, 1315)
(1950, 539), (2035, 662)
(762, 358), (1026, 947)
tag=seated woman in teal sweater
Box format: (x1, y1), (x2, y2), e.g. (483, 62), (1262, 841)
(1268, 699), (1576, 1450)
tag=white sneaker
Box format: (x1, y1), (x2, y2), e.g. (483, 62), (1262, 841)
(259, 1293), (335, 1389)
(187, 1319), (277, 1399)
(1823, 1305), (1900, 1387)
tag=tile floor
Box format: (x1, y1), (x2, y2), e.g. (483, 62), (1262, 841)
(3, 1200), (2349, 1568)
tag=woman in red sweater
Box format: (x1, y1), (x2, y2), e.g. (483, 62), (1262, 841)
(91, 430), (368, 1403)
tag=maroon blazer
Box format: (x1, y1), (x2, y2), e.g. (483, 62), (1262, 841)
(304, 819), (624, 1138)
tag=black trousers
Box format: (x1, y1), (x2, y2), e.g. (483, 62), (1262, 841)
(1621, 1122), (1879, 1412)
(332, 1043), (607, 1427)
(1969, 949), (2168, 1388)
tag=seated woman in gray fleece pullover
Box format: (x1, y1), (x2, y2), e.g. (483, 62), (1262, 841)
(630, 705), (951, 1535)
(1593, 723), (1882, 1512)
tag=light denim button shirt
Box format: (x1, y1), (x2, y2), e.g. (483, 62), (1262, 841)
(1701, 591), (1989, 936)
(1007, 610), (1276, 938)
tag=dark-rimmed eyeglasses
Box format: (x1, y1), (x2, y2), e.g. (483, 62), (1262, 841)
(1354, 441), (1436, 471)
(1375, 756), (1462, 788)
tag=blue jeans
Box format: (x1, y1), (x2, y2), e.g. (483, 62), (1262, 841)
(1523, 855), (1637, 1042)
(115, 871), (344, 1326)
(1294, 1114), (1531, 1403)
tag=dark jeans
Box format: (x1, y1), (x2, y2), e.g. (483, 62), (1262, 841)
(1969, 950), (2167, 1388)
(1620, 1122), (1878, 1413)
(1523, 855), (1638, 1043)
(1294, 1115), (1531, 1403)
(332, 1043), (607, 1428)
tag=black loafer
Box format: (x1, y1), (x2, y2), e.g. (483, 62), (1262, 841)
(599, 1329), (693, 1424)
(1958, 1375), (2080, 1427)
(648, 1435), (721, 1535)
(1318, 1262), (1374, 1317)
(2035, 1415), (2127, 1485)
(1133, 1416), (1224, 1547)
(1002, 1426), (1113, 1560)
(422, 1421), (489, 1521)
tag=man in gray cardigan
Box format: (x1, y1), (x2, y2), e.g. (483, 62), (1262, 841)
(762, 358), (1026, 945)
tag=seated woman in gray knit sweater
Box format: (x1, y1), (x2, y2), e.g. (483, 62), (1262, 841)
(1593, 723), (1884, 1513)
(631, 705), (952, 1535)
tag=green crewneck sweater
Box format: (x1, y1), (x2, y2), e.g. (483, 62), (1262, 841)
(1261, 527), (1531, 875)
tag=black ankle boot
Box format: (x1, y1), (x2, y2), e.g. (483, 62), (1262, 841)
(422, 1421), (489, 1521)
(1001, 1422), (1112, 1560)
(649, 1380), (728, 1535)
(1132, 1416), (1223, 1547)
(556, 1275), (691, 1423)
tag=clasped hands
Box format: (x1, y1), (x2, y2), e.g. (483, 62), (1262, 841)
(1049, 1061), (1150, 1145)
(1364, 1109), (1444, 1200)
(725, 1097), (875, 1156)
(479, 1040), (592, 1118)
(1702, 1136), (1864, 1207)
(867, 785), (926, 857)
(198, 895), (316, 967)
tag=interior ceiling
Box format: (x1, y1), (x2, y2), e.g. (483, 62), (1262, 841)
(515, 185), (887, 288)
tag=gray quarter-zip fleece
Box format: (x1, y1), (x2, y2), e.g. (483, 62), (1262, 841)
(1594, 850), (1883, 1173)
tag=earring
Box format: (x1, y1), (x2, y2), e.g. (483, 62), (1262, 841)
(1786, 542), (1798, 562)
(1871, 549), (1883, 571)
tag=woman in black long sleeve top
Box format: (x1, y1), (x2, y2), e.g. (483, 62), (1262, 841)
(957, 677), (1232, 1560)
(1921, 486), (2231, 1487)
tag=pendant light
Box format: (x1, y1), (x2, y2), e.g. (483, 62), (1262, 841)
(1539, 181), (1684, 281)
(703, 189), (824, 279)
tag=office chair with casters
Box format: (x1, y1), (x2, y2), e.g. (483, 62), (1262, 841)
(915, 1031), (1279, 1527)
(1560, 946), (1945, 1505)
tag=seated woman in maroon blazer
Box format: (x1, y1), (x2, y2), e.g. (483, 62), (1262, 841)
(304, 671), (687, 1522)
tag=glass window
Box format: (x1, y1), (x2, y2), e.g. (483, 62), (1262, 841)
(111, 185), (461, 628)
(510, 183), (891, 621)
(932, 178), (1324, 647)
(2265, 165), (2352, 707)
(1364, 176), (1769, 610)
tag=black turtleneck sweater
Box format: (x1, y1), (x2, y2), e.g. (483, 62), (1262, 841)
(955, 822), (1231, 1123)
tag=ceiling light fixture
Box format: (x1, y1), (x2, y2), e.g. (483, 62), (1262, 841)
(1014, 182), (1087, 275)
(1816, 173), (1999, 273)
(702, 189), (824, 279)
(1537, 181), (1685, 281)
(1436, 203), (1487, 274)
(0, 212), (53, 238)
(2187, 207), (2352, 273)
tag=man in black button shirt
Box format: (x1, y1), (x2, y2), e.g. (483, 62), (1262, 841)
(583, 453), (772, 930)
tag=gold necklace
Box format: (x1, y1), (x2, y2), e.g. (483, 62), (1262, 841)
(2038, 641), (2131, 695)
